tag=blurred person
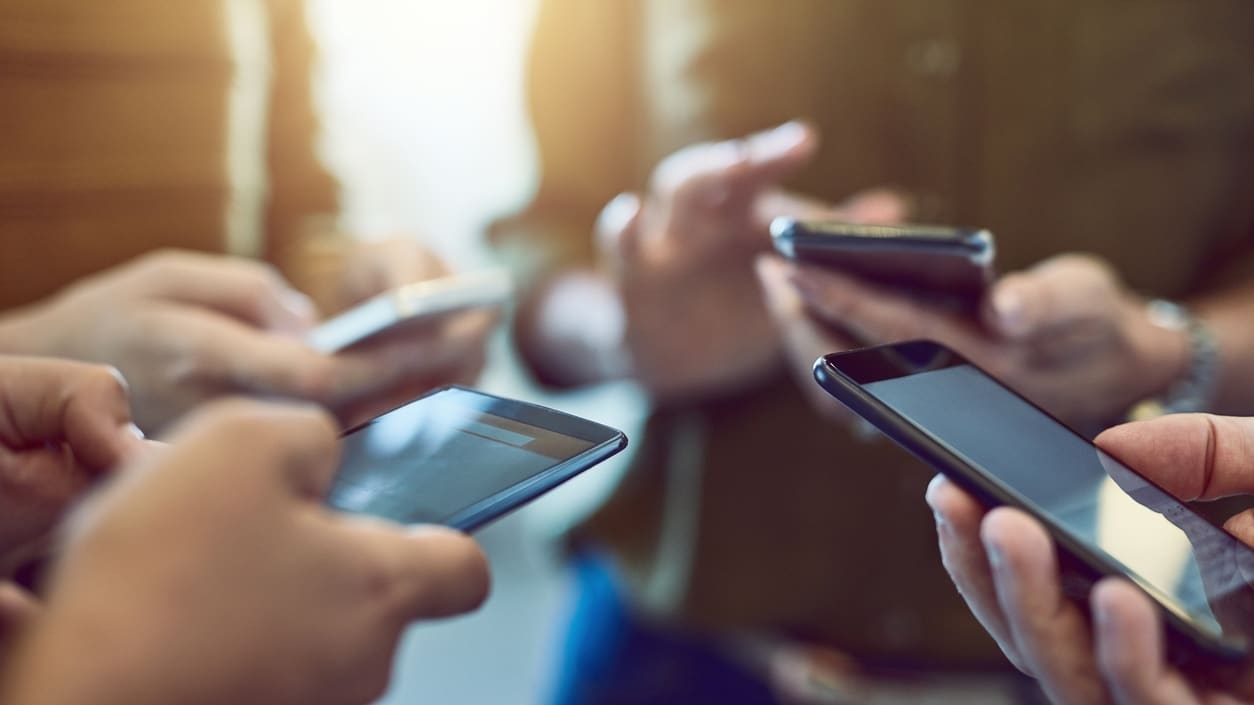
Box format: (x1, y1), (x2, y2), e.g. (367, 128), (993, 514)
(493, 1), (1254, 702)
(0, 1), (490, 432)
(927, 413), (1254, 705)
(0, 363), (489, 697)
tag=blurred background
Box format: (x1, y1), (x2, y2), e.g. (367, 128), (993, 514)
(309, 2), (644, 702)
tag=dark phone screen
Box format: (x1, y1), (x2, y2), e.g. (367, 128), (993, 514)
(327, 389), (600, 526)
(858, 357), (1254, 648)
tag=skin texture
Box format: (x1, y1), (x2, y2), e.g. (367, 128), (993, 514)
(0, 399), (490, 705)
(927, 413), (1254, 705)
(0, 247), (493, 433)
(0, 357), (151, 654)
(757, 252), (1189, 434)
(522, 121), (907, 400)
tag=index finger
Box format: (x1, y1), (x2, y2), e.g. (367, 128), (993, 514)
(1095, 414), (1254, 501)
(651, 121), (820, 202)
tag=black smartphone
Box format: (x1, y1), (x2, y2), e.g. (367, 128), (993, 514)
(771, 218), (995, 307)
(328, 387), (627, 532)
(814, 340), (1254, 665)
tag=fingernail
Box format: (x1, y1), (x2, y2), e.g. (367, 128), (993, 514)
(993, 287), (1028, 336)
(751, 121), (810, 155)
(596, 193), (642, 242)
(127, 423), (146, 440)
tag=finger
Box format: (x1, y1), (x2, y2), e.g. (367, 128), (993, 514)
(166, 399), (342, 500)
(135, 250), (317, 335)
(756, 255), (856, 421)
(340, 521), (491, 621)
(984, 255), (1117, 340)
(924, 476), (1027, 670)
(1092, 579), (1201, 705)
(1224, 510), (1254, 547)
(983, 507), (1110, 705)
(0, 358), (141, 472)
(652, 121), (819, 204)
(1095, 415), (1254, 501)
(326, 308), (494, 412)
(595, 192), (645, 264)
(788, 262), (981, 349)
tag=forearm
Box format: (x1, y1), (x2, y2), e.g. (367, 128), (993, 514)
(515, 269), (630, 388)
(1192, 278), (1254, 415)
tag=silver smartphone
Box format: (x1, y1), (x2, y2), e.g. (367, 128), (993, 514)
(307, 269), (513, 353)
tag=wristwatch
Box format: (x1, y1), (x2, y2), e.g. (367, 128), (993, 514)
(1132, 299), (1220, 418)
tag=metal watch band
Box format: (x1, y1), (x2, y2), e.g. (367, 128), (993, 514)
(1144, 299), (1220, 415)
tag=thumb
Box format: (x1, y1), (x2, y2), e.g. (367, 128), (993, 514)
(984, 254), (1119, 339)
(343, 522), (491, 621)
(1095, 414), (1254, 501)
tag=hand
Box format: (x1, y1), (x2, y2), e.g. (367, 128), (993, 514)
(0, 400), (490, 705)
(591, 121), (909, 400)
(759, 253), (1188, 433)
(283, 237), (496, 424)
(0, 250), (490, 432)
(0, 357), (146, 574)
(926, 413), (1254, 705)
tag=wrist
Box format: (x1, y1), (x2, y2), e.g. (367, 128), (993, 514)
(1129, 299), (1217, 418)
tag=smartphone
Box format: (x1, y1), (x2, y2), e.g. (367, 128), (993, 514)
(307, 268), (513, 353)
(327, 386), (627, 532)
(814, 340), (1254, 664)
(771, 218), (995, 306)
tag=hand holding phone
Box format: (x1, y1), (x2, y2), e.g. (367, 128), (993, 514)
(307, 269), (512, 353)
(770, 218), (996, 307)
(815, 340), (1254, 671)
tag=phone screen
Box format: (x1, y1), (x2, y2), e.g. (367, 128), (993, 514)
(327, 388), (622, 529)
(828, 343), (1254, 651)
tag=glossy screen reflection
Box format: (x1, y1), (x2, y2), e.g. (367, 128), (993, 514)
(328, 390), (596, 526)
(865, 364), (1254, 647)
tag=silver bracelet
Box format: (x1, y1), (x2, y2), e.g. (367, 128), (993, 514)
(1143, 299), (1220, 415)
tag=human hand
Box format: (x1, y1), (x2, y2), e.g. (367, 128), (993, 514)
(926, 413), (1254, 705)
(758, 253), (1188, 432)
(0, 357), (146, 575)
(0, 400), (490, 705)
(0, 250), (490, 432)
(595, 121), (912, 400)
(283, 237), (496, 423)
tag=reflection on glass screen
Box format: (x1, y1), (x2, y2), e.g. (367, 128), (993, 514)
(865, 364), (1254, 644)
(327, 391), (595, 525)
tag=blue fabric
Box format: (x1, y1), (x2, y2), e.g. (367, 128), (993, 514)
(549, 552), (784, 705)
